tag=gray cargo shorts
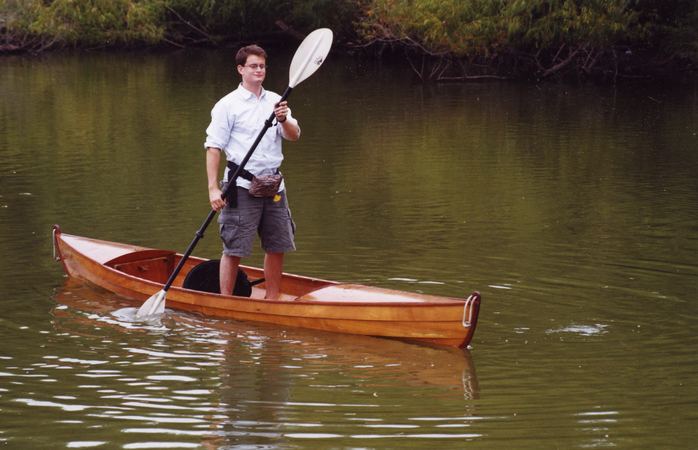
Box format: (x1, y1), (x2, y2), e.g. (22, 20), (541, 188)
(218, 185), (296, 257)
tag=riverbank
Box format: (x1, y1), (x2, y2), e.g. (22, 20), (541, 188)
(2, 0), (696, 83)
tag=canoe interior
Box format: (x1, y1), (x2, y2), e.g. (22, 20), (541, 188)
(106, 249), (177, 284)
(102, 248), (335, 300)
(102, 248), (471, 305)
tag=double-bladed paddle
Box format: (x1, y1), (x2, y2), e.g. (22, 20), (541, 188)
(136, 28), (333, 320)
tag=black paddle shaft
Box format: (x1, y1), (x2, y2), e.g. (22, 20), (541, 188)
(161, 86), (294, 292)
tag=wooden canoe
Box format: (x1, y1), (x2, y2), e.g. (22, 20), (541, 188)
(52, 225), (481, 348)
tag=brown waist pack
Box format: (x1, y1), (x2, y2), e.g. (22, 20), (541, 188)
(248, 173), (283, 197)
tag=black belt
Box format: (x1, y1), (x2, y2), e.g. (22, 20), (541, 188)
(222, 161), (251, 208)
(226, 161), (255, 182)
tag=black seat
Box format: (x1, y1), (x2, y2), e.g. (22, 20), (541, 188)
(182, 259), (255, 297)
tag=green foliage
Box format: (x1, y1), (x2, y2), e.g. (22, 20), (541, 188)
(163, 0), (360, 44)
(1, 0), (695, 80)
(357, 0), (695, 79)
(164, 0), (287, 42)
(360, 0), (644, 57)
(1, 0), (43, 40)
(510, 0), (644, 47)
(2, 0), (164, 47)
(288, 0), (361, 41)
(1, 0), (358, 49)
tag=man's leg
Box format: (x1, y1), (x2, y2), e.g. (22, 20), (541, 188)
(263, 252), (284, 300)
(220, 253), (241, 296)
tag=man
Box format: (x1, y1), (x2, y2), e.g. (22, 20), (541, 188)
(204, 44), (301, 300)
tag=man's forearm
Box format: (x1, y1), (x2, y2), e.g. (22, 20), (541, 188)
(206, 147), (222, 189)
(281, 118), (301, 141)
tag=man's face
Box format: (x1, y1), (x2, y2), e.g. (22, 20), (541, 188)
(238, 54), (266, 85)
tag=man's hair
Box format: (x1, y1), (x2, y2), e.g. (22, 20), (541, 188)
(236, 45), (267, 66)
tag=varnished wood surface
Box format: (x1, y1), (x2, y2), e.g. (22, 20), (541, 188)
(52, 225), (480, 348)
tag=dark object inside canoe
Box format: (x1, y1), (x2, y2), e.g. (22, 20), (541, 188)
(183, 259), (262, 297)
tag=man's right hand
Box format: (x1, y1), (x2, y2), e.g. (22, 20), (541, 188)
(209, 186), (226, 211)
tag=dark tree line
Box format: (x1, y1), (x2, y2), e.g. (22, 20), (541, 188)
(2, 0), (696, 82)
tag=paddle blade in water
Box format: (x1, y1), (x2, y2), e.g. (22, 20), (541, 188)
(135, 290), (166, 319)
(288, 28), (333, 88)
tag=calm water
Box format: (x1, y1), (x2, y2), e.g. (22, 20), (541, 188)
(1, 49), (697, 448)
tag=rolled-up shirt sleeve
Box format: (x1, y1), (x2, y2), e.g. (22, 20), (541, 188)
(204, 100), (232, 150)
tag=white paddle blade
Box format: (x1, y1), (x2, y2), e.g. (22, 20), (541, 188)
(288, 28), (333, 88)
(136, 290), (166, 320)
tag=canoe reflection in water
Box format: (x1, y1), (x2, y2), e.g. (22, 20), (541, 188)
(52, 278), (479, 396)
(51, 279), (480, 447)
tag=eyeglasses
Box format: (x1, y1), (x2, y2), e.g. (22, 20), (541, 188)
(245, 64), (266, 70)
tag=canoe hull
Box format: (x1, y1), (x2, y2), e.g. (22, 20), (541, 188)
(52, 225), (480, 348)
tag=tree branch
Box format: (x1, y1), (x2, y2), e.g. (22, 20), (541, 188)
(541, 47), (581, 78)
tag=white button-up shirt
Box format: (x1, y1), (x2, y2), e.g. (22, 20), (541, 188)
(204, 84), (294, 190)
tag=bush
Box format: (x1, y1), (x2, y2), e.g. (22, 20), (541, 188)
(356, 0), (696, 80)
(1, 0), (164, 50)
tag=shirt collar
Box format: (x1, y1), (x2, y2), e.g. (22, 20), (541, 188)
(236, 83), (266, 101)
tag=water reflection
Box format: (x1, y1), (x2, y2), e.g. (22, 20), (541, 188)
(14, 279), (483, 448)
(2, 51), (697, 448)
